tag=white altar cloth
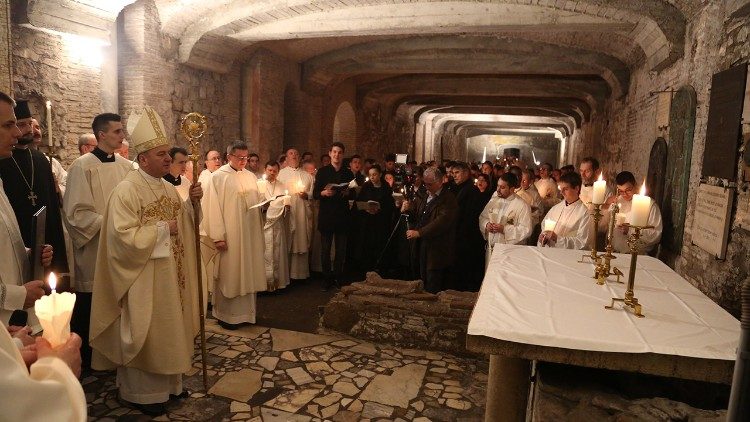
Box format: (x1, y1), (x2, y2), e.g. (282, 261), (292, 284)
(467, 244), (739, 361)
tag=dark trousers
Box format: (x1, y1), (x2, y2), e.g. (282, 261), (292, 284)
(320, 231), (347, 281)
(70, 291), (92, 369)
(419, 241), (446, 294)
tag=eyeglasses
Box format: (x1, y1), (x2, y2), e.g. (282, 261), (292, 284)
(207, 156), (221, 161)
(229, 154), (249, 161)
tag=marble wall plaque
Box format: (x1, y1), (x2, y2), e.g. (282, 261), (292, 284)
(691, 183), (734, 259)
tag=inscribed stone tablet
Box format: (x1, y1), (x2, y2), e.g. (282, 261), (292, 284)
(691, 184), (733, 259)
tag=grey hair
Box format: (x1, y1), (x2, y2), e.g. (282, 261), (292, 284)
(78, 133), (96, 148)
(423, 166), (444, 182)
(226, 140), (248, 155)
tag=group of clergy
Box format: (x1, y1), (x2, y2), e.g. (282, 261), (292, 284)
(0, 89), (665, 420)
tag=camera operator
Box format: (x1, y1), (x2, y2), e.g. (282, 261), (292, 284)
(400, 167), (458, 293)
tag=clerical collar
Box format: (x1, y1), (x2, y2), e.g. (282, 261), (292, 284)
(92, 147), (115, 163)
(163, 173), (181, 186)
(229, 164), (243, 172)
(565, 198), (581, 206)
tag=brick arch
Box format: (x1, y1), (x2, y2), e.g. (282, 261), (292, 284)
(332, 101), (356, 145)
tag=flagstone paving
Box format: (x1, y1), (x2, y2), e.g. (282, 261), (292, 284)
(83, 323), (488, 421)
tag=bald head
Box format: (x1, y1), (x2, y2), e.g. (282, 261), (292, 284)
(78, 133), (97, 155)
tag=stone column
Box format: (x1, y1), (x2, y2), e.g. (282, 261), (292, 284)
(485, 355), (531, 422)
(0, 0), (11, 93)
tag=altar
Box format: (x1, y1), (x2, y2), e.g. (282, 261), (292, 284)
(466, 244), (740, 421)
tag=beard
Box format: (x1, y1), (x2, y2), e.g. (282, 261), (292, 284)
(16, 134), (34, 145)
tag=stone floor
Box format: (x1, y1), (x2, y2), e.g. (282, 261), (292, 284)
(83, 319), (488, 421)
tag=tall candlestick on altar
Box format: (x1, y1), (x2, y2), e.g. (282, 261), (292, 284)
(592, 173), (606, 204)
(45, 101), (53, 147)
(630, 181), (650, 226)
(35, 272), (76, 347)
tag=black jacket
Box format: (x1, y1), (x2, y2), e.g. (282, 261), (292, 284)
(313, 164), (355, 233)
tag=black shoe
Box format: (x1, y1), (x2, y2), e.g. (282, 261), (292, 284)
(170, 390), (190, 400)
(218, 320), (240, 330)
(121, 399), (167, 416)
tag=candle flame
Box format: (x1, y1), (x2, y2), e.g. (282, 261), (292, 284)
(365, 177), (369, 182)
(640, 180), (646, 196)
(597, 173), (603, 182)
(284, 189), (288, 195)
(474, 178), (478, 184)
(48, 272), (57, 292)
(46, 100), (52, 108)
(262, 174), (266, 180)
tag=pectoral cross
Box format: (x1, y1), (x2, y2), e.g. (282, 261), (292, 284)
(28, 191), (37, 206)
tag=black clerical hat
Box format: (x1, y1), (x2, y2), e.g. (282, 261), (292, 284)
(14, 99), (32, 119)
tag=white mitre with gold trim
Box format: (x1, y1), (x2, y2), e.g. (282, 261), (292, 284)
(127, 106), (170, 154)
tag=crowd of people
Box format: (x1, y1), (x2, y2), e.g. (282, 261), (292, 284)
(0, 91), (665, 418)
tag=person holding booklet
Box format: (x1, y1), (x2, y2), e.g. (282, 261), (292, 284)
(353, 164), (396, 271)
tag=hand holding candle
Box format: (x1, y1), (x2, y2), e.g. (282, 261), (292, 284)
(34, 272), (76, 348)
(542, 219), (556, 232)
(45, 101), (53, 147)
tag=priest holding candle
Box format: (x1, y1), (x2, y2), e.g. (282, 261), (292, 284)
(538, 172), (592, 249)
(278, 147), (314, 281)
(605, 171), (663, 254)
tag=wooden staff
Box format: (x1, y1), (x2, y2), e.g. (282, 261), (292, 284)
(180, 112), (209, 389)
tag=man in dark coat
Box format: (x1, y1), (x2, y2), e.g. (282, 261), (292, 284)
(402, 166), (458, 293)
(448, 162), (486, 291)
(0, 99), (68, 278)
(313, 142), (355, 290)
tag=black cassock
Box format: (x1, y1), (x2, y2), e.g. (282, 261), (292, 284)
(450, 180), (490, 291)
(0, 147), (68, 275)
(354, 181), (397, 271)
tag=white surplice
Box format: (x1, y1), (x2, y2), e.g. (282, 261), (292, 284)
(607, 198), (663, 254)
(197, 168), (217, 295)
(63, 153), (133, 292)
(0, 179), (33, 327)
(259, 179), (293, 291)
(204, 164), (266, 324)
(539, 199), (591, 250)
(278, 166), (314, 279)
(515, 185), (543, 226)
(479, 193), (533, 267)
(0, 326), (86, 422)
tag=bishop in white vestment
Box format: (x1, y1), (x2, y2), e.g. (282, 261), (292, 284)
(204, 142), (266, 327)
(538, 173), (591, 250)
(278, 148), (314, 280)
(89, 107), (201, 413)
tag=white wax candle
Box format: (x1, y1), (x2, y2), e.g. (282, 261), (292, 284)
(615, 212), (627, 226)
(543, 219), (556, 232)
(35, 273), (76, 348)
(592, 173), (606, 204)
(45, 101), (53, 147)
(630, 181), (651, 227)
(283, 195), (291, 207)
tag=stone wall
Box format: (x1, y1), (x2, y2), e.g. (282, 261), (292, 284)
(321, 272), (478, 357)
(0, 1), (11, 93)
(12, 25), (104, 167)
(571, 3), (750, 315)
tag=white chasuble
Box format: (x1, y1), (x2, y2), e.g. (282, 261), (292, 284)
(90, 169), (199, 375)
(278, 166), (314, 279)
(0, 180), (32, 327)
(539, 199), (592, 250)
(63, 153), (133, 292)
(204, 164), (266, 297)
(260, 180), (294, 291)
(0, 327), (86, 422)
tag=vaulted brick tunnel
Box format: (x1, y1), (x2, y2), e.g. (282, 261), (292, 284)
(3, 0), (750, 315)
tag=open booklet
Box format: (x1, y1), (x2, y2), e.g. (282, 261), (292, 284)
(356, 200), (381, 211)
(324, 182), (351, 191)
(250, 194), (286, 209)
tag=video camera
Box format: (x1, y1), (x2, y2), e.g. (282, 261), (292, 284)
(392, 153), (416, 201)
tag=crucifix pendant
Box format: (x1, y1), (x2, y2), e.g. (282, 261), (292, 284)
(28, 191), (37, 206)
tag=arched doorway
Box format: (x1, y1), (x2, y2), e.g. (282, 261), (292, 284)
(332, 101), (356, 144)
(660, 86), (696, 264)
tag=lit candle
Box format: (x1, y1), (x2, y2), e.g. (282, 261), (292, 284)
(615, 212), (627, 226)
(34, 272), (76, 347)
(543, 219), (556, 232)
(297, 180), (304, 193)
(592, 173), (606, 204)
(45, 101), (53, 147)
(474, 178), (478, 184)
(283, 190), (291, 206)
(630, 181), (650, 227)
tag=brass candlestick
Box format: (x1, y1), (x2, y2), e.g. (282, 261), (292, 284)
(605, 225), (653, 318)
(579, 202), (603, 278)
(595, 202), (622, 285)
